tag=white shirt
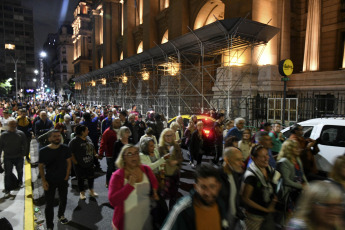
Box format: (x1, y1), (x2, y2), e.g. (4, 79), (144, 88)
(0, 117), (11, 131)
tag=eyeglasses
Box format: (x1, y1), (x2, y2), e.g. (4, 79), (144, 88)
(314, 202), (344, 209)
(124, 152), (139, 157)
(165, 134), (173, 138)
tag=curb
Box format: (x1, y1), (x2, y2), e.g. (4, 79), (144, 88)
(24, 160), (34, 230)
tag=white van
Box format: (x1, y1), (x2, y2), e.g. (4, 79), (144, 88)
(281, 118), (345, 173)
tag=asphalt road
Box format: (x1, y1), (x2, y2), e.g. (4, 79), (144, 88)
(36, 149), (215, 229)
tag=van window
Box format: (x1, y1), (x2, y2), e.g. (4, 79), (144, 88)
(283, 126), (313, 139)
(319, 125), (345, 147)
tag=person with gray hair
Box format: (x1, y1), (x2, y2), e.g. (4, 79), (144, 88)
(139, 137), (170, 174)
(286, 181), (345, 230)
(63, 114), (72, 144)
(219, 147), (246, 229)
(225, 117), (245, 141)
(112, 126), (131, 169)
(0, 117), (27, 194)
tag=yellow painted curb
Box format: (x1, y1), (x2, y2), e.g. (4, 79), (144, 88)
(24, 159), (34, 230)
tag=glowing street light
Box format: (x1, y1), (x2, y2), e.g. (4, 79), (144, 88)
(5, 43), (19, 101)
(39, 51), (47, 99)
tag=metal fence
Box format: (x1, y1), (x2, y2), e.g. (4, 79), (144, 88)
(75, 91), (345, 127)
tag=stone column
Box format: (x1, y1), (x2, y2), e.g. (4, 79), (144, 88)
(168, 0), (189, 40)
(103, 0), (121, 65)
(123, 0), (136, 58)
(143, 0), (158, 50)
(303, 0), (321, 71)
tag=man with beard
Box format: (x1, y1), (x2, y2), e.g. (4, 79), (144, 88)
(39, 130), (72, 230)
(219, 147), (246, 229)
(162, 164), (229, 230)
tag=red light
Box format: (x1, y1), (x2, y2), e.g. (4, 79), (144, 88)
(204, 129), (210, 137)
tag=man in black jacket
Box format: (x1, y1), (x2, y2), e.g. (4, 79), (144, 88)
(34, 111), (53, 137)
(219, 147), (246, 229)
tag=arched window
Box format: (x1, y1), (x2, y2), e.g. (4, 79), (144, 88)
(161, 30), (168, 44)
(137, 41), (143, 54)
(193, 0), (224, 30)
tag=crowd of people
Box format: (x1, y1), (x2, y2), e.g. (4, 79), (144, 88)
(0, 100), (344, 230)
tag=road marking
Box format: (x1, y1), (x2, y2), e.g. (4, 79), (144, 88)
(24, 158), (34, 230)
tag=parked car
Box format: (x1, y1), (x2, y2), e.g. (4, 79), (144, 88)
(168, 115), (217, 155)
(282, 117), (345, 173)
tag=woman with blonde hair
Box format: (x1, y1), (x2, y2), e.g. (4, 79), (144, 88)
(158, 128), (183, 209)
(277, 140), (308, 215)
(169, 121), (181, 143)
(329, 155), (345, 191)
(108, 144), (158, 230)
(287, 181), (345, 230)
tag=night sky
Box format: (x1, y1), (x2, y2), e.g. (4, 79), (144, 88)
(22, 0), (79, 54)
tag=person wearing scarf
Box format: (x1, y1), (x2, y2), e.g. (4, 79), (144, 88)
(158, 128), (183, 210)
(242, 145), (279, 230)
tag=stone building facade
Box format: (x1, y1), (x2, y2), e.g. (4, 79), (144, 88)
(73, 0), (345, 124)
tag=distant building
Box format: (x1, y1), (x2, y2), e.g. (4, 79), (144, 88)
(73, 0), (345, 125)
(0, 0), (35, 96)
(72, 0), (93, 77)
(42, 23), (74, 101)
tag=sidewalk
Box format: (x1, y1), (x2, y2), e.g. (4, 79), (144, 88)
(0, 160), (34, 230)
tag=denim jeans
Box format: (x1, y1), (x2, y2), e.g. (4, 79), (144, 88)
(44, 180), (68, 229)
(4, 157), (23, 191)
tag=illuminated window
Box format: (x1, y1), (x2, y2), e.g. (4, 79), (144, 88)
(136, 0), (143, 25)
(139, 0), (143, 24)
(137, 41), (143, 54)
(161, 30), (168, 44)
(194, 0), (224, 30)
(121, 0), (124, 36)
(343, 37), (345, 69)
(160, 0), (169, 11)
(120, 51), (123, 60)
(100, 56), (103, 68)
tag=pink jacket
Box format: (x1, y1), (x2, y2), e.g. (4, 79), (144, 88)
(108, 164), (158, 230)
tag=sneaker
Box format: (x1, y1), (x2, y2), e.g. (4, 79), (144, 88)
(89, 190), (98, 197)
(59, 216), (69, 225)
(80, 192), (86, 200)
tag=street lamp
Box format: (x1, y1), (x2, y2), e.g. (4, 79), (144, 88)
(39, 51), (47, 99)
(5, 44), (19, 101)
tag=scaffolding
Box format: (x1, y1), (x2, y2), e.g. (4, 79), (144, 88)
(74, 17), (279, 121)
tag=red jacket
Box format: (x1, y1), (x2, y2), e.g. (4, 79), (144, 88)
(99, 127), (117, 157)
(108, 165), (158, 230)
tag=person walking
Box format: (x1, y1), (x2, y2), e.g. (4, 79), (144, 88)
(189, 121), (205, 167)
(225, 118), (245, 141)
(99, 118), (121, 187)
(69, 125), (99, 200)
(108, 144), (158, 230)
(16, 108), (33, 162)
(269, 123), (285, 158)
(158, 128), (183, 209)
(162, 164), (229, 230)
(38, 130), (72, 229)
(0, 118), (27, 195)
(219, 147), (246, 229)
(242, 145), (279, 230)
(34, 111), (53, 137)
